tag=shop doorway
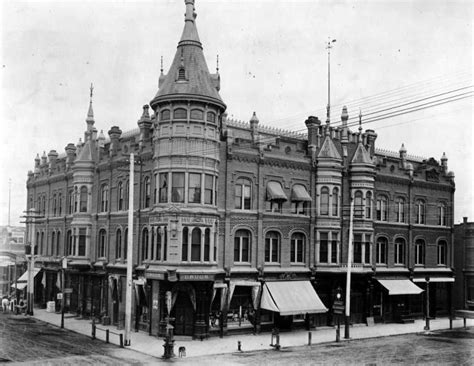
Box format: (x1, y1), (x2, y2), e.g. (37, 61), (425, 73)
(173, 291), (194, 336)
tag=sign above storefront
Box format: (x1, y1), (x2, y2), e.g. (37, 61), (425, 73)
(180, 273), (215, 281)
(146, 272), (165, 280)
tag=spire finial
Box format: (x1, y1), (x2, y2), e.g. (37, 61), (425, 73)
(325, 38), (336, 125)
(86, 83), (95, 123)
(90, 83), (94, 100)
(358, 109), (362, 132)
(160, 56), (163, 74)
(216, 54), (219, 73)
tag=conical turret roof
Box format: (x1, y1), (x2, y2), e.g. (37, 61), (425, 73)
(150, 0), (225, 109)
(318, 135), (342, 160)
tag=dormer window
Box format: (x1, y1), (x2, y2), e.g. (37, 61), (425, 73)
(178, 67), (186, 81)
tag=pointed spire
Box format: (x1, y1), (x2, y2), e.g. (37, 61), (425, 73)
(160, 56), (164, 74)
(179, 0), (201, 48)
(86, 83), (95, 125)
(216, 54), (219, 73)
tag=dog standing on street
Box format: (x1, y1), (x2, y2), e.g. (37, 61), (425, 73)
(178, 346), (186, 357)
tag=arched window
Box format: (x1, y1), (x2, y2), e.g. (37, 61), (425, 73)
(376, 196), (388, 221)
(376, 237), (388, 264)
(116, 229), (122, 259)
(396, 197), (405, 223)
(160, 109), (170, 121)
(365, 192), (372, 219)
(190, 109), (204, 120)
(177, 67), (186, 81)
(80, 186), (88, 212)
(415, 199), (425, 224)
(204, 228), (211, 262)
(100, 184), (109, 212)
(98, 229), (107, 258)
(68, 189), (74, 214)
(206, 111), (216, 123)
(118, 181), (124, 211)
(394, 237), (405, 264)
(235, 178), (252, 210)
(291, 233), (305, 263)
(354, 191), (363, 218)
(332, 188), (339, 216)
(40, 232), (45, 255)
(143, 177), (151, 208)
(191, 228), (201, 261)
(320, 187), (329, 215)
(265, 231), (280, 263)
(437, 240), (447, 265)
(415, 239), (425, 265)
(173, 108), (187, 119)
(142, 228), (149, 261)
(438, 203), (447, 226)
(234, 229), (251, 263)
(58, 193), (62, 216)
(182, 227), (189, 261)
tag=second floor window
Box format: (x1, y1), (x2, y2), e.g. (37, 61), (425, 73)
(332, 188), (339, 216)
(365, 191), (372, 219)
(354, 191), (363, 218)
(118, 181), (124, 210)
(204, 175), (214, 205)
(437, 240), (447, 265)
(291, 233), (305, 263)
(235, 179), (252, 210)
(188, 173), (201, 203)
(394, 238), (405, 264)
(438, 203), (447, 226)
(143, 177), (151, 208)
(266, 181), (287, 213)
(116, 229), (122, 259)
(98, 229), (106, 258)
(415, 239), (425, 265)
(159, 173), (168, 203)
(265, 231), (280, 263)
(396, 197), (405, 223)
(171, 173), (185, 203)
(376, 237), (388, 264)
(234, 229), (250, 263)
(376, 196), (388, 221)
(100, 184), (109, 212)
(291, 185), (311, 215)
(415, 200), (425, 224)
(142, 228), (149, 261)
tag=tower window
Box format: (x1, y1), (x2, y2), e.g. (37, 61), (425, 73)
(178, 67), (186, 80)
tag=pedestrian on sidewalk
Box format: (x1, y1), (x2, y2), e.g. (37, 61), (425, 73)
(2, 297), (10, 312)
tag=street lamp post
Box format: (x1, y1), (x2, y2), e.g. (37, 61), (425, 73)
(345, 196), (354, 339)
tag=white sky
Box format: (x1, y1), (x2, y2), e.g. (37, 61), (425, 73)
(0, 0), (472, 226)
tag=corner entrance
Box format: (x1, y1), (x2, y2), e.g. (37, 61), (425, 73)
(172, 291), (194, 336)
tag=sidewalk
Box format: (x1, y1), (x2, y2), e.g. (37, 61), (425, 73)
(31, 309), (473, 359)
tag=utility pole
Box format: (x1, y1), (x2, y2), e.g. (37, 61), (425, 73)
(345, 196), (354, 339)
(326, 38), (336, 125)
(21, 208), (42, 316)
(124, 153), (135, 346)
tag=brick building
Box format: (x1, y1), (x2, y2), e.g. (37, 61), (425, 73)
(25, 0), (455, 338)
(453, 218), (474, 310)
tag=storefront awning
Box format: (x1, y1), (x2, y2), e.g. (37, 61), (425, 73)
(266, 182), (288, 201)
(16, 268), (41, 283)
(11, 282), (27, 290)
(376, 279), (423, 295)
(412, 277), (455, 283)
(291, 185), (312, 202)
(260, 281), (328, 316)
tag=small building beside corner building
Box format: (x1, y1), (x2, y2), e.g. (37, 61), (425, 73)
(25, 0), (455, 339)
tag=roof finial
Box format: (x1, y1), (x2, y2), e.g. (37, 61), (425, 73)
(358, 109), (363, 142)
(160, 56), (164, 74)
(326, 37), (336, 126)
(90, 83), (94, 100)
(86, 83), (95, 124)
(216, 54), (219, 73)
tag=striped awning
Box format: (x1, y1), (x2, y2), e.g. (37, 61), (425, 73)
(266, 182), (288, 201)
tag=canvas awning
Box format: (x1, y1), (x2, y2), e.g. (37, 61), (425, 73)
(291, 185), (312, 202)
(412, 277), (455, 283)
(260, 281), (327, 315)
(376, 279), (423, 295)
(266, 182), (288, 201)
(16, 268), (41, 283)
(11, 282), (27, 290)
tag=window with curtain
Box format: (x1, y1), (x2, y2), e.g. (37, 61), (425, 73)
(159, 173), (168, 203)
(188, 173), (201, 203)
(171, 173), (185, 203)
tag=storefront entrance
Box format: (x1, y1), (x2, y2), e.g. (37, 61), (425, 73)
(173, 291), (194, 336)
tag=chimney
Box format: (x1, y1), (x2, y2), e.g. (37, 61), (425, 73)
(138, 105), (152, 145)
(108, 126), (122, 156)
(48, 150), (58, 172)
(249, 112), (259, 144)
(65, 143), (77, 169)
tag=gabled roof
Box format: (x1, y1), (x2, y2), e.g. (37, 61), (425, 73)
(150, 1), (225, 108)
(351, 142), (372, 164)
(318, 135), (341, 160)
